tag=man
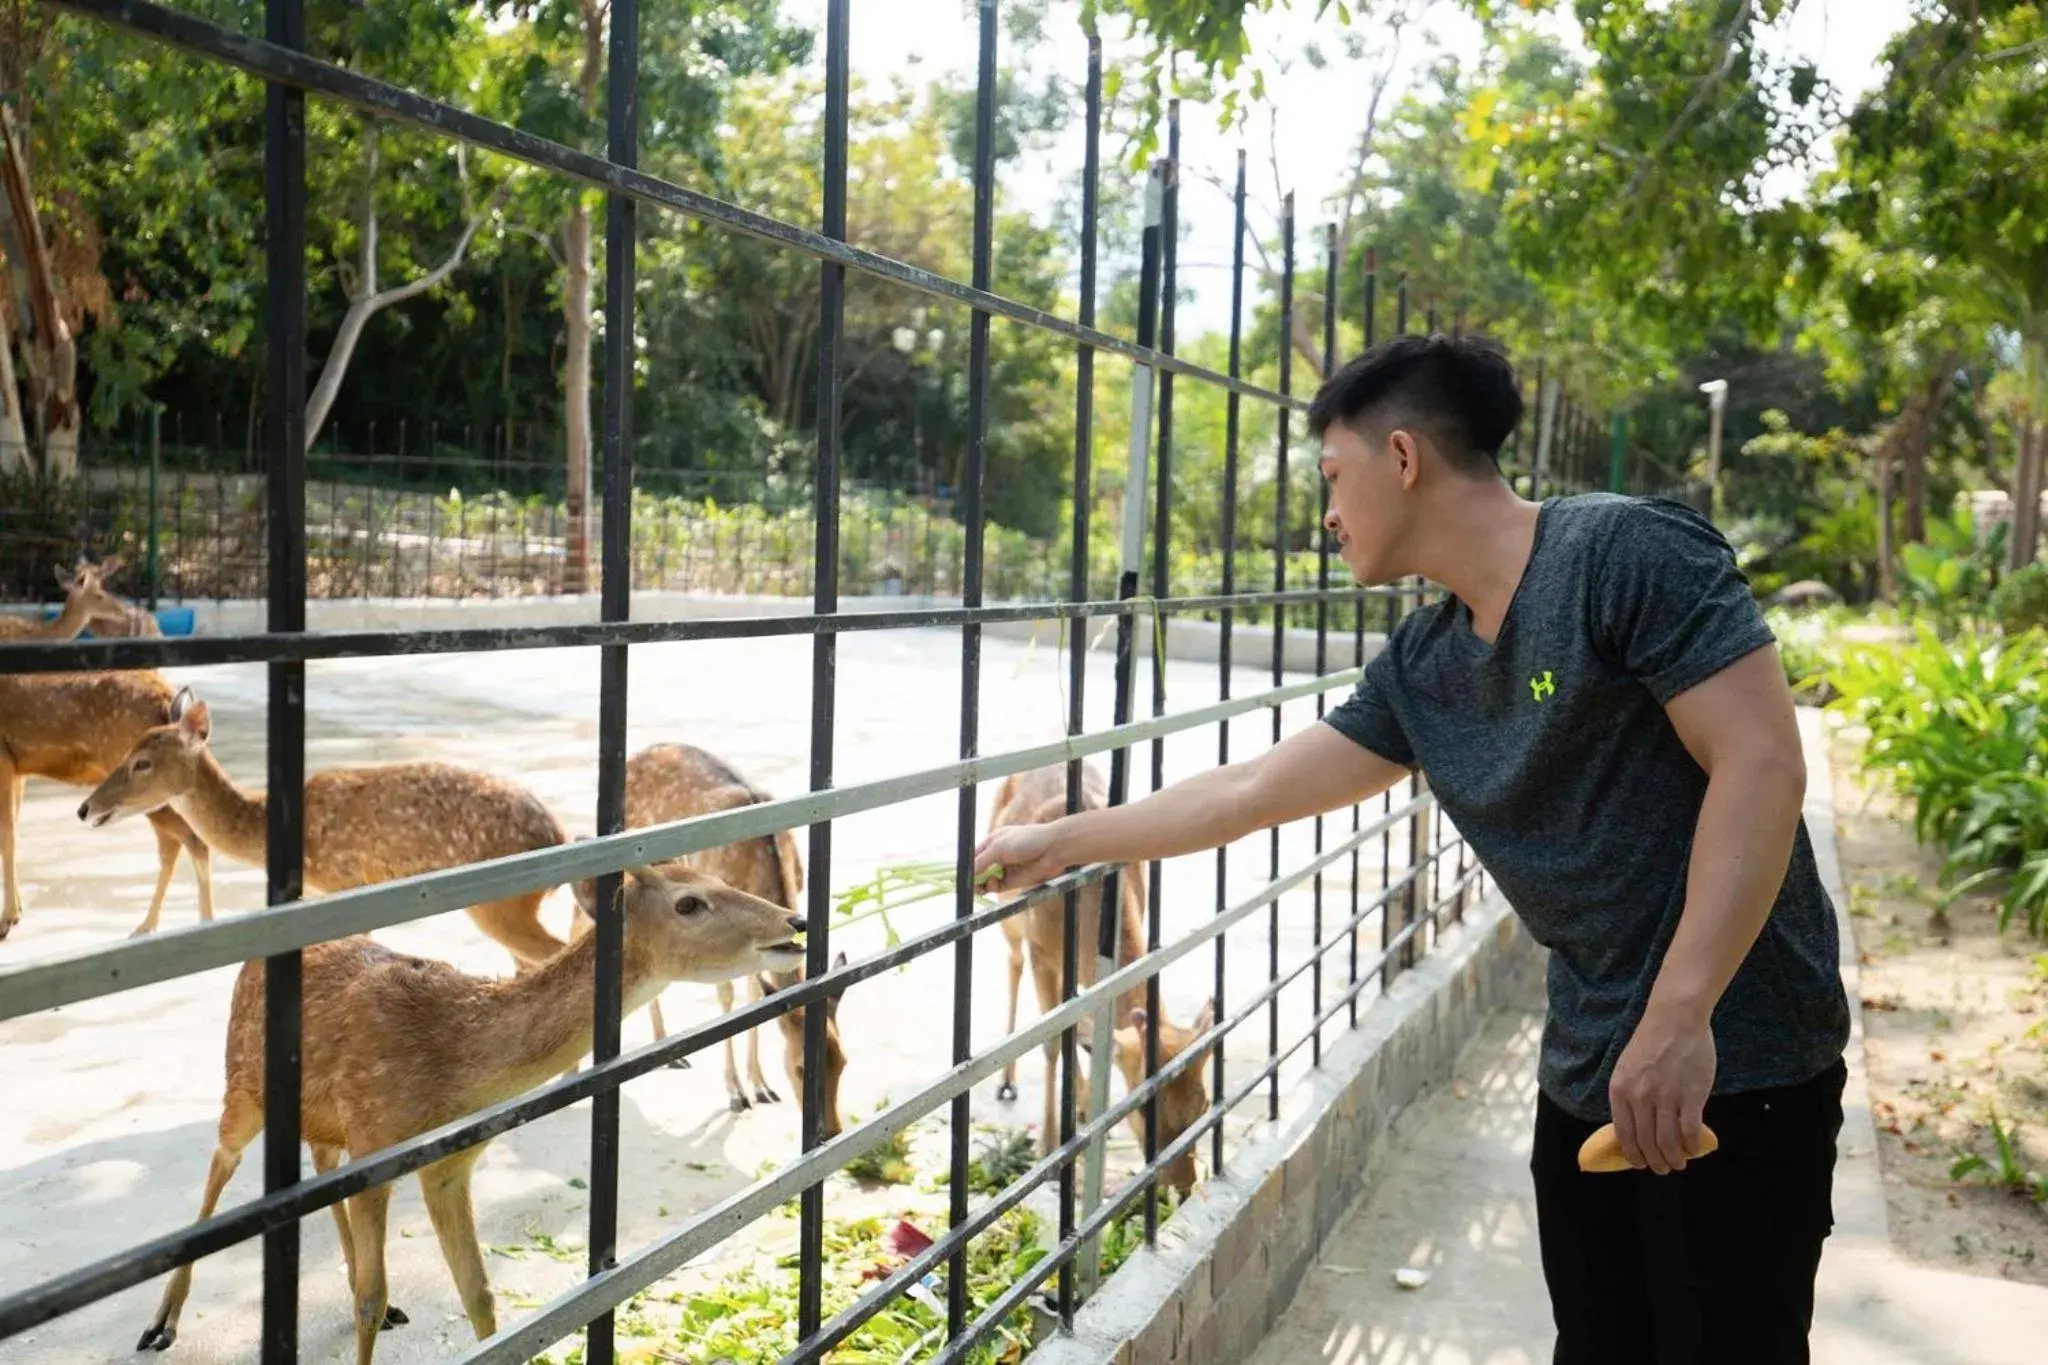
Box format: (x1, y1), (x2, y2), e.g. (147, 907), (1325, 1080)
(971, 334), (1852, 1363)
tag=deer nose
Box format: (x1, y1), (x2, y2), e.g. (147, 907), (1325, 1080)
(76, 801), (90, 822)
(786, 915), (808, 935)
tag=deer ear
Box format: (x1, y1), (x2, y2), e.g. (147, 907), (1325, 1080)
(100, 554), (125, 578)
(1192, 997), (1216, 1033)
(169, 686), (194, 721)
(55, 563), (75, 587)
(179, 699), (212, 743)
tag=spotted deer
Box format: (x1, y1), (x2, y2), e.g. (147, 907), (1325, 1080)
(988, 761), (1217, 1195)
(569, 742), (848, 1138)
(0, 660), (215, 942)
(79, 691), (573, 969)
(132, 862), (808, 1364)
(0, 556), (134, 642)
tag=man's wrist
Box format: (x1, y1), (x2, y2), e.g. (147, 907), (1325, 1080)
(1642, 977), (1716, 1032)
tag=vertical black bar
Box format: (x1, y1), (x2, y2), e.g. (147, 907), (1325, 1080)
(1057, 33), (1103, 1329)
(949, 0), (999, 1341)
(1140, 98), (1179, 1246)
(260, 0), (306, 1359)
(1213, 146), (1246, 1178)
(585, 5), (637, 1363)
(1267, 193), (1293, 1121)
(1355, 246), (1377, 1028)
(797, 0), (849, 1342)
(1397, 273), (1409, 334)
(1426, 299), (1439, 335)
(1308, 222), (1335, 1069)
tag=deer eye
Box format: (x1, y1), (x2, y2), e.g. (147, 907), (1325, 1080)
(673, 894), (707, 917)
(133, 759), (153, 775)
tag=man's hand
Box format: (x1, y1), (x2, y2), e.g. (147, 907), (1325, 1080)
(1608, 1005), (1717, 1175)
(972, 822), (1066, 894)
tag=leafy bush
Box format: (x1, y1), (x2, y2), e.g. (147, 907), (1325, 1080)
(1763, 603), (1856, 703)
(1827, 625), (2048, 936)
(1894, 502), (2009, 638)
(1990, 561), (2048, 635)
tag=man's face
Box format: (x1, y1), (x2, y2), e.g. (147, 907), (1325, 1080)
(1319, 421), (1406, 585)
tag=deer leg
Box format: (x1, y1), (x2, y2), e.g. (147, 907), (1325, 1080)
(346, 1181), (395, 1365)
(1028, 952), (1066, 1158)
(418, 1152), (495, 1343)
(645, 993), (690, 1069)
(464, 893), (567, 975)
(137, 1092), (262, 1351)
(996, 935), (1025, 1102)
(0, 766), (23, 939)
(746, 976), (778, 1105)
(131, 811), (185, 937)
(717, 979), (750, 1112)
(183, 826), (215, 923)
(312, 1143), (407, 1330)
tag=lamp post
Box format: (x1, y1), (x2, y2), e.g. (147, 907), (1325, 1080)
(1699, 378), (1728, 520)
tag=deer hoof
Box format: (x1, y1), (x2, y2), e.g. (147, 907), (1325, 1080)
(728, 1094), (751, 1114)
(996, 1081), (1018, 1102)
(136, 1321), (176, 1352)
(754, 1086), (780, 1105)
(0, 918), (15, 942)
(382, 1305), (409, 1329)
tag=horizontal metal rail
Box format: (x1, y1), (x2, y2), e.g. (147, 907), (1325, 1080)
(0, 666), (1368, 1021)
(0, 584), (1402, 675)
(50, 0), (1310, 416)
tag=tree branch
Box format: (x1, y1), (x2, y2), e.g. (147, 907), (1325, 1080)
(1619, 0), (1755, 208)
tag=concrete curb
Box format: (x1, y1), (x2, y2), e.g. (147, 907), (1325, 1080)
(1022, 892), (1541, 1365)
(1797, 705), (1891, 1252)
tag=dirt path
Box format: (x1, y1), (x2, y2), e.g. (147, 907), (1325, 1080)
(1827, 723), (2048, 1284)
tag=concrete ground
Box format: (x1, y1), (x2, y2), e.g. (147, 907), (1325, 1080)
(1243, 707), (2048, 1365)
(0, 625), (1421, 1364)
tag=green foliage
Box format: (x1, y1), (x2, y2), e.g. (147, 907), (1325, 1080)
(1828, 626), (2048, 936)
(1760, 603), (1854, 702)
(1894, 504), (2010, 638)
(1949, 1108), (2048, 1206)
(1990, 562), (2048, 635)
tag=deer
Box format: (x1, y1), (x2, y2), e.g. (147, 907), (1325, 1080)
(0, 555), (135, 641)
(568, 741), (848, 1138)
(78, 690), (574, 970)
(132, 861), (809, 1364)
(987, 761), (1217, 1196)
(0, 657), (217, 944)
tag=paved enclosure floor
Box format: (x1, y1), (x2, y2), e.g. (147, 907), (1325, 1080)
(1243, 707), (2048, 1365)
(0, 625), (1435, 1363)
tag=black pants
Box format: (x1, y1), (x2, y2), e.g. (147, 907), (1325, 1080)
(1532, 1058), (1847, 1365)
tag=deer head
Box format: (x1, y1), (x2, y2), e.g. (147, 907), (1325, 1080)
(58, 555), (133, 625)
(79, 688), (208, 827)
(569, 862), (808, 988)
(759, 953), (850, 1139)
(1110, 997), (1218, 1196)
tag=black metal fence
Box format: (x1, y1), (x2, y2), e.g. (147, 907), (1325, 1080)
(0, 4), (1686, 1364)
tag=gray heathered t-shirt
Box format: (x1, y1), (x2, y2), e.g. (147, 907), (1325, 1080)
(1325, 492), (1850, 1123)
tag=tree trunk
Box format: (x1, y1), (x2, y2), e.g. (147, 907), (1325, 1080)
(0, 304), (26, 473)
(1875, 443), (1896, 602)
(2011, 419), (2044, 570)
(0, 101), (78, 481)
(1900, 426), (1927, 545)
(561, 195), (593, 595)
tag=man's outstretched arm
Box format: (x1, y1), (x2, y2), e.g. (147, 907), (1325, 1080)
(971, 722), (1410, 893)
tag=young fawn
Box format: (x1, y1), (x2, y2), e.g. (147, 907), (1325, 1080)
(79, 691), (573, 969)
(0, 564), (213, 939)
(988, 762), (1217, 1195)
(570, 742), (848, 1137)
(133, 862), (809, 1363)
(0, 555), (133, 641)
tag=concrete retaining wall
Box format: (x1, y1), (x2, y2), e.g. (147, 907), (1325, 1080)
(95, 591), (1386, 676)
(1025, 891), (1541, 1365)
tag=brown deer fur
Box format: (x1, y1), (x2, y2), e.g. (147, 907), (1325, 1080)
(134, 863), (809, 1364)
(0, 556), (132, 642)
(0, 664), (214, 941)
(570, 742), (847, 1137)
(80, 693), (571, 969)
(988, 762), (1216, 1195)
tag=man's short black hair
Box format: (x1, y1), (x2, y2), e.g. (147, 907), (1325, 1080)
(1306, 333), (1524, 476)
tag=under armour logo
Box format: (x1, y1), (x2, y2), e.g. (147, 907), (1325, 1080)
(1529, 671), (1556, 702)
